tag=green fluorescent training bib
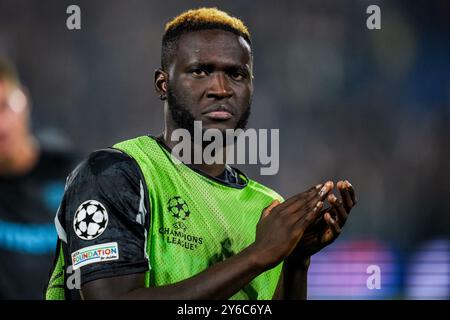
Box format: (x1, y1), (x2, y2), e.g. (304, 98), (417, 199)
(115, 136), (283, 300)
(46, 135), (283, 300)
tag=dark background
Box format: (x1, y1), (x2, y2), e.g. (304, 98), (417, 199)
(0, 0), (448, 299)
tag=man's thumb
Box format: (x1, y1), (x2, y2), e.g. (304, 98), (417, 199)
(261, 200), (280, 219)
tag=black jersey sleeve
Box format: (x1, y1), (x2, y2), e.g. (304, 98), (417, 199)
(57, 148), (150, 286)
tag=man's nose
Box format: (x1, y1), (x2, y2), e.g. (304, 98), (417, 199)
(206, 72), (233, 100)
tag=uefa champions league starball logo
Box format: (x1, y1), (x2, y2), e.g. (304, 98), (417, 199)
(73, 200), (108, 240)
(167, 196), (190, 230)
(168, 196), (191, 220)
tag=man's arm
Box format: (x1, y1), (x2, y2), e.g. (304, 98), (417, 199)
(81, 182), (334, 300)
(272, 258), (309, 300)
(275, 180), (357, 300)
(82, 243), (263, 300)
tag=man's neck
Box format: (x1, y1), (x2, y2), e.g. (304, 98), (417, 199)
(161, 130), (226, 178)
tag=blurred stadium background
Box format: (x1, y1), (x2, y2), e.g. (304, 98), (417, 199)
(0, 0), (449, 299)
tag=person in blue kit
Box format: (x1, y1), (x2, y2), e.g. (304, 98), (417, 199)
(0, 58), (78, 299)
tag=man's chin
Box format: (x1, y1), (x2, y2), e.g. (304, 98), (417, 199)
(201, 122), (235, 133)
(194, 117), (238, 132)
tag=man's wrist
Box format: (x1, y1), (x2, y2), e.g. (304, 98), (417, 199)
(285, 256), (311, 270)
(242, 243), (268, 274)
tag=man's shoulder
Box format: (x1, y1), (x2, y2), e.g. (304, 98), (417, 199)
(67, 148), (140, 186)
(86, 148), (134, 171)
(246, 178), (284, 202)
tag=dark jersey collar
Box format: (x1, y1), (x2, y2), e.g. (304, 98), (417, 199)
(150, 134), (248, 189)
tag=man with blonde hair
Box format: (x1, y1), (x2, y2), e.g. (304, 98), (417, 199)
(46, 8), (356, 300)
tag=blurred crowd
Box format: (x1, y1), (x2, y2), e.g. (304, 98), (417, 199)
(0, 0), (448, 299)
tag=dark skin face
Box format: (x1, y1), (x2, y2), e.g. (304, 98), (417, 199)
(154, 29), (253, 176)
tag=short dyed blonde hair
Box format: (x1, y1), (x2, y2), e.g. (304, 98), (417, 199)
(161, 8), (252, 70)
(164, 7), (250, 40)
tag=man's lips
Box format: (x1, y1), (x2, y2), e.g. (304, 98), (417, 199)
(203, 110), (233, 120)
(202, 104), (235, 120)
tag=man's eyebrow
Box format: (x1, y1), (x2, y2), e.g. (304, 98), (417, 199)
(185, 61), (250, 71)
(185, 62), (213, 69)
(227, 64), (251, 72)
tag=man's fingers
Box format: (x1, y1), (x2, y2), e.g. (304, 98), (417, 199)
(310, 207), (330, 229)
(300, 181), (334, 213)
(280, 181), (328, 214)
(282, 183), (322, 208)
(297, 181), (334, 212)
(327, 193), (348, 227)
(313, 183), (324, 192)
(261, 200), (280, 219)
(324, 212), (341, 237)
(295, 200), (324, 228)
(282, 192), (315, 214)
(318, 181), (334, 200)
(346, 180), (357, 205)
(286, 181), (334, 218)
(337, 180), (354, 212)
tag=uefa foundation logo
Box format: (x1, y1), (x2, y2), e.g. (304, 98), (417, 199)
(167, 196), (191, 230)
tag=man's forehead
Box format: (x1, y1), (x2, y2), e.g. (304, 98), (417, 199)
(174, 29), (252, 65)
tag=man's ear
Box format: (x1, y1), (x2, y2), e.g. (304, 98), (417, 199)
(154, 68), (168, 100)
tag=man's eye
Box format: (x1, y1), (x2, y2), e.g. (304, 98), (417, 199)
(191, 69), (207, 77)
(231, 72), (245, 81)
